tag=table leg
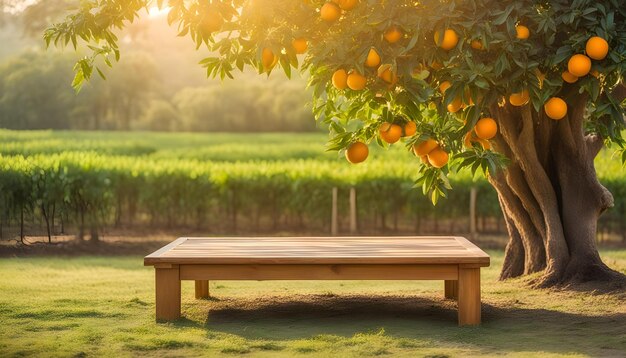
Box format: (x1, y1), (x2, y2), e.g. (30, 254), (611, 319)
(444, 280), (458, 299)
(458, 267), (481, 326)
(195, 280), (209, 299)
(155, 265), (181, 321)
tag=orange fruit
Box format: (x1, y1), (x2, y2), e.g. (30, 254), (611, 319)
(438, 80), (451, 94)
(427, 147), (449, 168)
(413, 138), (439, 156)
(261, 48), (276, 70)
(544, 97), (567, 120)
(345, 141), (369, 163)
(561, 71), (578, 84)
(568, 54), (591, 77)
(320, 2), (341, 22)
(477, 138), (491, 150)
(403, 122), (417, 137)
(463, 88), (475, 106)
(509, 90), (529, 106)
(200, 11), (224, 34)
(586, 36), (609, 60)
(515, 25), (529, 39)
(335, 0), (357, 11)
(470, 39), (483, 50)
(292, 38), (308, 54)
(347, 71), (367, 90)
(379, 123), (402, 144)
(332, 69), (348, 90)
(434, 29), (459, 50)
(384, 26), (403, 43)
(365, 48), (381, 67)
(474, 117), (497, 140)
(447, 97), (463, 113)
(378, 66), (398, 84)
(419, 155), (429, 165)
(463, 132), (474, 149)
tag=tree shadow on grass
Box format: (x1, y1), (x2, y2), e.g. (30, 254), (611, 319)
(192, 294), (625, 356)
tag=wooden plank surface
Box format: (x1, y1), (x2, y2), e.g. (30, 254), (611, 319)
(179, 264), (458, 280)
(145, 236), (490, 266)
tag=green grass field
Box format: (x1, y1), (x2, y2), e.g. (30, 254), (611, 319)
(1, 250), (625, 357)
(2, 129), (623, 171)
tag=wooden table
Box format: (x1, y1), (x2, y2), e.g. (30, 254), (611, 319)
(144, 236), (490, 326)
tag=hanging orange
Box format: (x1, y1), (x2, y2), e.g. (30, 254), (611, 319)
(345, 141), (369, 163)
(544, 97), (567, 120)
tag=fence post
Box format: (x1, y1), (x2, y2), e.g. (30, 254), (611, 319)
(349, 187), (357, 234)
(331, 187), (338, 236)
(469, 187), (478, 239)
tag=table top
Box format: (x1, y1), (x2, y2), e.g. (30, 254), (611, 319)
(144, 236), (490, 266)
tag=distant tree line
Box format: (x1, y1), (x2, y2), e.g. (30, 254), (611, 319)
(0, 50), (317, 132)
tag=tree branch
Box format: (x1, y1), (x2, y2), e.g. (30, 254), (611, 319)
(585, 134), (604, 159)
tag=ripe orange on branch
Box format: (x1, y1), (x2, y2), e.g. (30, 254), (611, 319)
(377, 65), (398, 84)
(568, 54), (591, 77)
(478, 138), (491, 150)
(427, 148), (449, 168)
(474, 117), (497, 140)
(585, 36), (609, 60)
(434, 29), (459, 50)
(261, 48), (276, 71)
(463, 132), (474, 149)
(345, 141), (368, 163)
(413, 138), (439, 156)
(515, 25), (530, 39)
(320, 2), (341, 22)
(332, 69), (348, 90)
(403, 122), (417, 137)
(447, 97), (463, 113)
(379, 123), (402, 144)
(561, 71), (578, 84)
(438, 81), (451, 94)
(346, 70), (366, 90)
(509, 90), (529, 106)
(384, 26), (403, 43)
(470, 39), (483, 50)
(365, 48), (381, 67)
(199, 11), (224, 34)
(292, 38), (308, 54)
(544, 97), (567, 120)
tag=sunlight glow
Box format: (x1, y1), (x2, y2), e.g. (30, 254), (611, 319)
(148, 6), (170, 17)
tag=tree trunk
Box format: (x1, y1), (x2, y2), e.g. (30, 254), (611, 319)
(20, 206), (25, 244)
(41, 203), (52, 243)
(488, 93), (625, 288)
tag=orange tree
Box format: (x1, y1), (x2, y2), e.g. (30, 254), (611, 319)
(46, 0), (626, 288)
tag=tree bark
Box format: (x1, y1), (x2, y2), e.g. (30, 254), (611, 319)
(488, 93), (625, 288)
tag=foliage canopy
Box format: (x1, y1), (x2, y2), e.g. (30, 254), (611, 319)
(46, 0), (626, 203)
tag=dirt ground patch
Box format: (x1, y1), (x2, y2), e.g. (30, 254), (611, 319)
(0, 235), (173, 257)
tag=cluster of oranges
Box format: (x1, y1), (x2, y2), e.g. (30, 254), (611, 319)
(320, 0), (358, 22)
(543, 36), (608, 120)
(331, 36), (403, 91)
(261, 38), (308, 72)
(334, 15), (609, 167)
(412, 139), (449, 168)
(344, 121), (416, 164)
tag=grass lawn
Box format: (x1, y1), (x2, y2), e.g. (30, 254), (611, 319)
(0, 249), (625, 357)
